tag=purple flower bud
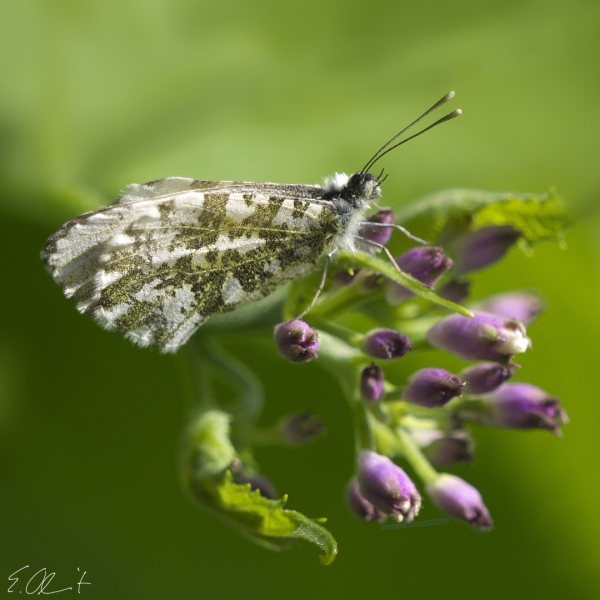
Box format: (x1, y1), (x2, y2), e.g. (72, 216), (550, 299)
(438, 280), (471, 304)
(279, 412), (326, 445)
(360, 364), (385, 403)
(362, 328), (413, 360)
(346, 478), (387, 523)
(412, 429), (474, 467)
(472, 383), (569, 435)
(386, 246), (453, 304)
(357, 450), (421, 523)
(453, 226), (522, 276)
(479, 292), (544, 326)
(427, 312), (531, 364)
(426, 474), (493, 531)
(358, 209), (396, 245)
(461, 362), (514, 394)
(234, 472), (278, 500)
(402, 368), (465, 408)
(273, 319), (319, 363)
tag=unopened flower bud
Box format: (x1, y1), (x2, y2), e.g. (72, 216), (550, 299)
(471, 383), (569, 435)
(234, 472), (278, 500)
(427, 312), (531, 364)
(411, 429), (474, 467)
(362, 328), (413, 360)
(402, 368), (464, 407)
(357, 450), (421, 523)
(479, 292), (544, 326)
(438, 279), (471, 304)
(453, 226), (522, 276)
(274, 319), (319, 363)
(360, 364), (385, 403)
(279, 412), (325, 445)
(346, 478), (387, 523)
(426, 474), (493, 531)
(461, 362), (514, 394)
(386, 246), (453, 304)
(358, 209), (396, 245)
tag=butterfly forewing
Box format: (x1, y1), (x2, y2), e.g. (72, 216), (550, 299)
(42, 178), (341, 353)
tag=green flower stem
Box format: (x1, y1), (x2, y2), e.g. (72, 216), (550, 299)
(307, 284), (372, 322)
(201, 338), (264, 424)
(449, 397), (485, 411)
(401, 415), (442, 431)
(390, 315), (441, 339)
(371, 419), (400, 457)
(346, 368), (375, 455)
(447, 397), (489, 425)
(184, 339), (218, 410)
(352, 396), (375, 453)
(366, 401), (390, 426)
(384, 388), (405, 402)
(315, 321), (364, 348)
(398, 403), (456, 430)
(315, 332), (373, 454)
(250, 426), (285, 446)
(395, 427), (438, 484)
(407, 338), (435, 353)
(384, 381), (400, 395)
(337, 250), (473, 317)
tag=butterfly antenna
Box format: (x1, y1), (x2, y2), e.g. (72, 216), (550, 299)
(366, 109), (462, 168)
(361, 91), (457, 174)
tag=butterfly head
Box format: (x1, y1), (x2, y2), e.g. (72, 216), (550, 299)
(341, 172), (383, 206)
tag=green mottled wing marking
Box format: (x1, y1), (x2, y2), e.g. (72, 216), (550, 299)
(42, 178), (340, 353)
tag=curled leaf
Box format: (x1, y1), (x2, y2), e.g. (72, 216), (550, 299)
(182, 409), (337, 564)
(187, 471), (337, 565)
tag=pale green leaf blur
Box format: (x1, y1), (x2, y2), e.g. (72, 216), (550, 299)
(1, 0), (599, 598)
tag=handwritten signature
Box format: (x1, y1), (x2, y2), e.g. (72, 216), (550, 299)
(8, 566), (90, 594)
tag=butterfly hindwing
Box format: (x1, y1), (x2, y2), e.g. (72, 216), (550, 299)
(42, 178), (341, 352)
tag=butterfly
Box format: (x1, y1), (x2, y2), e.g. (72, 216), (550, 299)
(41, 93), (460, 353)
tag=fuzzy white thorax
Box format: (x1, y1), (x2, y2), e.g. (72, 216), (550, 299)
(323, 172), (350, 193)
(323, 172), (372, 253)
(332, 196), (370, 253)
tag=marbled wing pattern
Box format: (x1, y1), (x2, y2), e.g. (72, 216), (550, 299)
(42, 178), (341, 353)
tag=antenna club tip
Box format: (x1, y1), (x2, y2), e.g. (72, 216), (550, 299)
(455, 108), (463, 115)
(447, 91), (456, 99)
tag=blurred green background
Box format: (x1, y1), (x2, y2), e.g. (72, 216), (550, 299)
(1, 0), (599, 598)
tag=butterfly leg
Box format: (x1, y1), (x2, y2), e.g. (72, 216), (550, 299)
(358, 222), (430, 245)
(296, 248), (337, 319)
(357, 237), (435, 290)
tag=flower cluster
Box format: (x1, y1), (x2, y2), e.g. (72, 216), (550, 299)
(179, 189), (568, 564)
(273, 211), (568, 532)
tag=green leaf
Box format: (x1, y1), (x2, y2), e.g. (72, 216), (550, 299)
(219, 472), (337, 564)
(182, 409), (338, 565)
(395, 188), (571, 246)
(189, 471), (338, 565)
